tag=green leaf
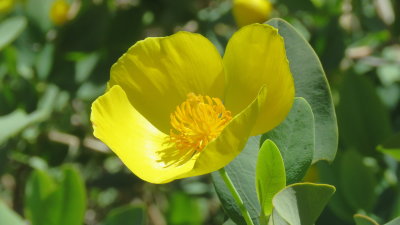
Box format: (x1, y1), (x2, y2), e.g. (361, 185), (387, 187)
(0, 85), (60, 144)
(102, 204), (146, 225)
(256, 140), (286, 218)
(340, 151), (377, 212)
(377, 132), (400, 160)
(35, 43), (55, 80)
(75, 52), (100, 83)
(337, 74), (392, 155)
(0, 199), (25, 225)
(24, 170), (57, 225)
(317, 161), (355, 222)
(25, 0), (53, 31)
(267, 18), (338, 163)
(167, 192), (202, 225)
(0, 110), (33, 145)
(353, 214), (380, 225)
(24, 166), (86, 225)
(268, 210), (290, 225)
(385, 217), (400, 225)
(212, 136), (262, 225)
(56, 166), (86, 225)
(272, 183), (335, 225)
(0, 17), (27, 51)
(261, 98), (314, 184)
(223, 219), (237, 225)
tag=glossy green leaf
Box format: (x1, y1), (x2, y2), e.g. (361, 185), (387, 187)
(25, 166), (86, 225)
(256, 140), (286, 218)
(223, 219), (237, 225)
(167, 192), (202, 225)
(56, 166), (86, 225)
(377, 132), (400, 160)
(337, 74), (392, 155)
(317, 161), (355, 222)
(0, 110), (33, 145)
(267, 18), (338, 163)
(0, 85), (60, 145)
(385, 217), (400, 225)
(268, 210), (290, 225)
(261, 98), (314, 184)
(75, 52), (100, 83)
(35, 43), (55, 80)
(25, 0), (53, 31)
(0, 199), (25, 225)
(354, 214), (380, 225)
(24, 170), (57, 225)
(340, 151), (377, 212)
(0, 17), (27, 51)
(272, 183), (335, 225)
(102, 205), (146, 225)
(212, 136), (262, 225)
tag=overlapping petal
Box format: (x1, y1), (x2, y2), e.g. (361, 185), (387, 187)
(91, 85), (196, 184)
(223, 23), (294, 135)
(92, 23), (295, 184)
(176, 87), (268, 179)
(109, 32), (224, 134)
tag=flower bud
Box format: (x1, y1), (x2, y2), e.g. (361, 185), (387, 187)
(50, 0), (70, 26)
(233, 0), (272, 27)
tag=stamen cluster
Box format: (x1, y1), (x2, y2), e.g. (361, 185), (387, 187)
(169, 93), (232, 153)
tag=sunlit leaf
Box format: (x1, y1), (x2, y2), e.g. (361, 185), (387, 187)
(0, 17), (27, 51)
(167, 192), (202, 225)
(272, 183), (335, 225)
(385, 217), (400, 225)
(101, 204), (146, 225)
(377, 132), (400, 160)
(256, 140), (286, 218)
(353, 214), (380, 225)
(212, 136), (262, 225)
(261, 98), (314, 184)
(267, 18), (338, 163)
(0, 199), (25, 225)
(24, 170), (57, 225)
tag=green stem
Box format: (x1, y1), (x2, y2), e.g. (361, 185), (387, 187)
(219, 167), (255, 225)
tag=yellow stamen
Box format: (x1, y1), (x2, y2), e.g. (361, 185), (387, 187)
(168, 93), (232, 154)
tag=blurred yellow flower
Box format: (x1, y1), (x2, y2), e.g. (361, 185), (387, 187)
(0, 0), (14, 14)
(50, 0), (70, 26)
(233, 0), (272, 27)
(91, 24), (294, 184)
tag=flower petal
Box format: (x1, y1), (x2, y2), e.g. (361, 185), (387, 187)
(175, 86), (268, 179)
(109, 32), (224, 134)
(91, 85), (196, 184)
(223, 23), (295, 135)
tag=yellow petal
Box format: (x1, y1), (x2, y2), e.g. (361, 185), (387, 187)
(233, 0), (272, 27)
(175, 87), (268, 179)
(223, 23), (294, 135)
(109, 32), (224, 134)
(91, 85), (196, 184)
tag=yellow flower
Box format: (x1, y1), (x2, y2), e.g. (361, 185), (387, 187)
(50, 0), (70, 26)
(0, 0), (14, 14)
(91, 24), (294, 184)
(233, 0), (272, 27)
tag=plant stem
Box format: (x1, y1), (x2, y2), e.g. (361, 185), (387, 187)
(219, 167), (255, 225)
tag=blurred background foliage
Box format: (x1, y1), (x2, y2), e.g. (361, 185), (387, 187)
(0, 0), (399, 224)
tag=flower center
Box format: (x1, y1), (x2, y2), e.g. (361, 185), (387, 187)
(168, 93), (232, 153)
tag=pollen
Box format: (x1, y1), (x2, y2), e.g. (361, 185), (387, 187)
(168, 93), (232, 153)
